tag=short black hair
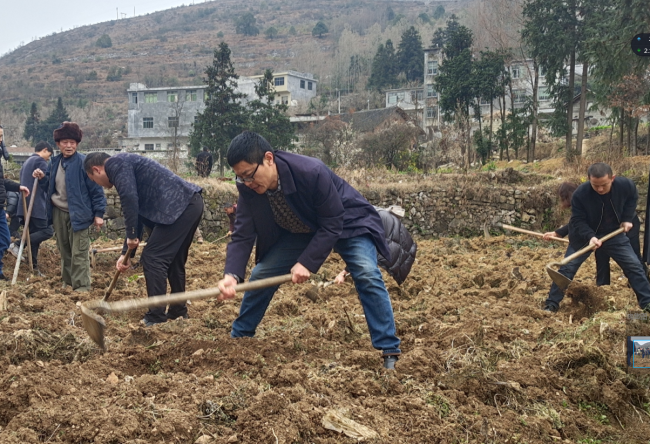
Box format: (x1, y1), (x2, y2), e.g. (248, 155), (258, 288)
(226, 131), (272, 167)
(587, 162), (613, 179)
(84, 152), (111, 174)
(34, 141), (53, 153)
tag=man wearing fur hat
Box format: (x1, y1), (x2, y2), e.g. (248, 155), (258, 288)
(33, 122), (106, 291)
(0, 125), (31, 280)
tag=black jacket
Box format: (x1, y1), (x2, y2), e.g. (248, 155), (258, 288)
(569, 177), (638, 249)
(377, 209), (417, 285)
(0, 141), (21, 209)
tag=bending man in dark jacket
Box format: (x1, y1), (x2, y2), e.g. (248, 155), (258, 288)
(0, 125), (30, 280)
(544, 163), (650, 313)
(14, 141), (54, 275)
(84, 152), (203, 326)
(34, 122), (106, 291)
(216, 132), (401, 369)
(195, 148), (213, 178)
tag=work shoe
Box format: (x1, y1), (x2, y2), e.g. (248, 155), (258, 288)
(32, 268), (45, 278)
(383, 355), (399, 370)
(0, 274), (8, 281)
(7, 243), (23, 261)
(543, 304), (558, 313)
(141, 318), (163, 327)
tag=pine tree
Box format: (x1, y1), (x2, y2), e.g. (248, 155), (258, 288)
(367, 40), (397, 92)
(189, 42), (248, 176)
(312, 21), (329, 38)
(397, 27), (424, 83)
(23, 102), (40, 143)
(247, 69), (296, 150)
(33, 97), (72, 145)
(235, 13), (259, 36)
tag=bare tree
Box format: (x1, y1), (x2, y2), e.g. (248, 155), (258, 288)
(167, 93), (185, 173)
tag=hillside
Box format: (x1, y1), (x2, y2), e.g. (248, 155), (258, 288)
(0, 0), (471, 148)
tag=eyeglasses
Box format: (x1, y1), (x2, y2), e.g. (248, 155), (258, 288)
(235, 163), (261, 184)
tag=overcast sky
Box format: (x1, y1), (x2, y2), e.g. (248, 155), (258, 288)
(1, 0), (201, 56)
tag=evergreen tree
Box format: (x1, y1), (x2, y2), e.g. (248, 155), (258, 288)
(23, 102), (40, 143)
(312, 21), (329, 38)
(32, 97), (72, 145)
(235, 13), (259, 36)
(432, 5), (445, 20)
(189, 42), (248, 176)
(431, 14), (460, 49)
(434, 20), (475, 165)
(385, 7), (396, 22)
(264, 27), (278, 39)
(247, 70), (296, 150)
(397, 27), (424, 83)
(367, 40), (397, 92)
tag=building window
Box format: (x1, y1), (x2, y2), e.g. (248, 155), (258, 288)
(411, 90), (423, 101)
(167, 91), (178, 102)
(144, 92), (157, 103)
(168, 116), (179, 128)
(143, 117), (153, 128)
(511, 66), (520, 79)
(480, 97), (491, 106)
(144, 144), (154, 151)
(156, 143), (161, 149)
(397, 92), (405, 101)
(513, 90), (526, 103)
(307, 82), (312, 90)
(388, 93), (397, 105)
(187, 90), (197, 101)
(538, 87), (550, 101)
(427, 84), (437, 98)
(281, 96), (289, 105)
(131, 93), (138, 104)
(427, 60), (439, 76)
(300, 80), (305, 89)
(274, 77), (285, 86)
(426, 106), (438, 119)
(167, 143), (173, 148)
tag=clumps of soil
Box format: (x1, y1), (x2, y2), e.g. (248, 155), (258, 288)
(565, 282), (608, 319)
(0, 236), (649, 443)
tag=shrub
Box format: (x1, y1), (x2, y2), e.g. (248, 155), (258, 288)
(96, 34), (112, 48)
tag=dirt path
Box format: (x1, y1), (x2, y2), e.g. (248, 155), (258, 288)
(0, 236), (648, 443)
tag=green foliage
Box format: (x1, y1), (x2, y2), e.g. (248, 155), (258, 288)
(432, 5), (445, 20)
(397, 27), (424, 83)
(264, 27), (278, 39)
(216, 31), (224, 38)
(426, 394), (451, 418)
(288, 26), (296, 36)
(246, 69), (296, 150)
(235, 13), (259, 36)
(106, 66), (123, 82)
(312, 21), (328, 38)
(385, 6), (395, 22)
(95, 34), (112, 48)
(418, 13), (430, 23)
(86, 70), (98, 81)
(189, 43), (249, 175)
(25, 97), (71, 146)
(367, 40), (397, 91)
(23, 102), (40, 143)
(474, 130), (493, 165)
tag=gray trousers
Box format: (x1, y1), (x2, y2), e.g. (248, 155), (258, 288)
(53, 206), (91, 291)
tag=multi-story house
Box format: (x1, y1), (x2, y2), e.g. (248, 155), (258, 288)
(123, 71), (317, 153)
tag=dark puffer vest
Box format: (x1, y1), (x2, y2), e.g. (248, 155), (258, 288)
(377, 209), (417, 285)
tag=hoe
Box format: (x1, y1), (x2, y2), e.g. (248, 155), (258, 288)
(487, 221), (569, 244)
(81, 274), (293, 349)
(545, 227), (624, 290)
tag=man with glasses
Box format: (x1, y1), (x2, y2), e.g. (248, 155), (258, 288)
(216, 131), (401, 369)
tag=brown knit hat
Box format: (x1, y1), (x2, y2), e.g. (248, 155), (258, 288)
(53, 121), (83, 143)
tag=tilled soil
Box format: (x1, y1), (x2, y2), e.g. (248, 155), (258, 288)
(0, 235), (649, 443)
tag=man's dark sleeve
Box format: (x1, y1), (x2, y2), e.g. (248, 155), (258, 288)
(34, 158), (49, 190)
(621, 180), (638, 223)
(0, 141), (9, 161)
(569, 191), (596, 241)
(555, 224), (569, 238)
(3, 179), (20, 193)
(109, 162), (140, 239)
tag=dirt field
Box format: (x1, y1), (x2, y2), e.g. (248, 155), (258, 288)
(1, 235), (649, 444)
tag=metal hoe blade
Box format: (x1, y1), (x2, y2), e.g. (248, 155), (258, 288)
(546, 263), (572, 290)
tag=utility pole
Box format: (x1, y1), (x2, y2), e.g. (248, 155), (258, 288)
(116, 8), (118, 20)
(337, 90), (340, 114)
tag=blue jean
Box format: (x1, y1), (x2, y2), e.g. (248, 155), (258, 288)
(0, 209), (10, 275)
(230, 231), (401, 355)
(546, 233), (650, 310)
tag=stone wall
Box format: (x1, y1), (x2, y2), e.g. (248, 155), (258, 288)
(97, 174), (648, 241)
